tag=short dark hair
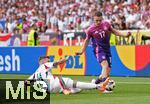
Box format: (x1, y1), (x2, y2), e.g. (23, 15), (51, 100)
(39, 56), (49, 62)
(94, 11), (102, 17)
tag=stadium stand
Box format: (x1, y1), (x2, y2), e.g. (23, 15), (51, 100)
(0, 0), (149, 46)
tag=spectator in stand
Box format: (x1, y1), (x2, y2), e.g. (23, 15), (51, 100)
(27, 23), (40, 46)
(0, 0), (149, 37)
(0, 23), (4, 33)
(0, 24), (3, 33)
(22, 18), (30, 33)
(80, 13), (92, 30)
(45, 22), (53, 34)
(141, 1), (150, 29)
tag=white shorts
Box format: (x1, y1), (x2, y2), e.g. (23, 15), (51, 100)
(45, 76), (74, 93)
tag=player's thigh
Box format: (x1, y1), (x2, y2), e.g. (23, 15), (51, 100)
(96, 52), (111, 68)
(47, 77), (61, 93)
(62, 77), (74, 88)
(101, 56), (111, 68)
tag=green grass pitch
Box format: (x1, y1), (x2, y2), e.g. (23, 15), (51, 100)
(0, 74), (150, 104)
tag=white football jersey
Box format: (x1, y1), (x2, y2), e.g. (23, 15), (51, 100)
(28, 62), (54, 80)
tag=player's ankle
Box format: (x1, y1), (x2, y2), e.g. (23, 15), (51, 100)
(102, 77), (110, 86)
(102, 77), (107, 82)
(95, 78), (102, 84)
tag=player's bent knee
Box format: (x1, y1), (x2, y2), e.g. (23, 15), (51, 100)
(101, 60), (109, 68)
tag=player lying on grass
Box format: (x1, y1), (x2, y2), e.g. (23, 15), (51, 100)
(25, 56), (110, 95)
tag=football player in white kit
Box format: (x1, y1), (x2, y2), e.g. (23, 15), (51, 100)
(26, 56), (110, 95)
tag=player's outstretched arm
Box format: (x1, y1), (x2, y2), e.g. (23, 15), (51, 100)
(111, 27), (131, 37)
(75, 38), (90, 55)
(53, 56), (69, 66)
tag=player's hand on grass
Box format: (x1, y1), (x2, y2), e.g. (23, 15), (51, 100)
(63, 89), (71, 95)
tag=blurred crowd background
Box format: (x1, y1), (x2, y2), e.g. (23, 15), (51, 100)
(0, 0), (149, 46)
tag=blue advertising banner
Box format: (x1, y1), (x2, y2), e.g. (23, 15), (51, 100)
(85, 46), (150, 76)
(0, 46), (149, 76)
(0, 47), (47, 74)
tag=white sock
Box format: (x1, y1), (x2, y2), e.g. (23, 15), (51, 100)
(76, 81), (97, 89)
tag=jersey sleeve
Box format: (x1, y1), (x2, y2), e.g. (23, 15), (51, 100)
(44, 62), (54, 71)
(108, 22), (112, 31)
(105, 21), (112, 31)
(86, 28), (92, 39)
